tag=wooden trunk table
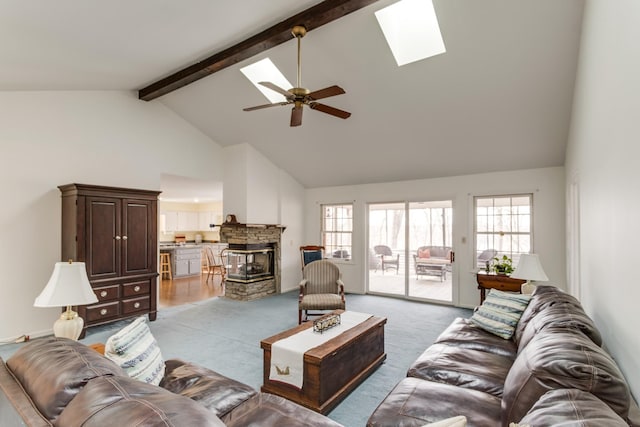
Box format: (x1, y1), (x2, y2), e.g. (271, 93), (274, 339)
(260, 310), (386, 414)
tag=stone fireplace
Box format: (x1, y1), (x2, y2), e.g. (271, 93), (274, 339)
(219, 223), (285, 301)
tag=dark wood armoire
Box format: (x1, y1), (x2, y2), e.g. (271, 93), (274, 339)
(58, 183), (160, 338)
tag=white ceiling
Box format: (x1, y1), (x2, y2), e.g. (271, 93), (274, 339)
(1, 0), (585, 194)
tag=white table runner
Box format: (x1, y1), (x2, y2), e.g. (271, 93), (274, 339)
(269, 311), (372, 389)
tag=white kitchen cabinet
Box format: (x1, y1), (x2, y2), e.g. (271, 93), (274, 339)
(198, 211), (217, 230)
(177, 211), (198, 231)
(163, 211), (178, 232)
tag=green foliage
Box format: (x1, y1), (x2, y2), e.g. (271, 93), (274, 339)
(491, 255), (514, 275)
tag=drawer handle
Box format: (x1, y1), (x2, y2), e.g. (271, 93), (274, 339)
(134, 302), (141, 309)
(134, 285), (141, 292)
(100, 309), (108, 316)
(100, 291), (108, 298)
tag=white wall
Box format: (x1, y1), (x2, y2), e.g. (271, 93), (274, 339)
(222, 143), (305, 292)
(565, 0), (640, 400)
(222, 144), (248, 222)
(278, 170), (305, 293)
(305, 167), (566, 308)
(247, 147), (280, 224)
(0, 90), (224, 341)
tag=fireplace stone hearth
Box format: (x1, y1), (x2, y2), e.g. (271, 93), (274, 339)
(219, 223), (285, 301)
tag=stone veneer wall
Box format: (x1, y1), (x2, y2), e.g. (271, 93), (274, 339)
(219, 224), (284, 301)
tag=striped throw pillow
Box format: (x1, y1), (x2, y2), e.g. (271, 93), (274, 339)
(104, 316), (165, 385)
(470, 289), (531, 339)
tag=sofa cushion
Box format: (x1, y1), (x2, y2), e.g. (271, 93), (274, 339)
(104, 316), (165, 386)
(56, 375), (225, 426)
(160, 359), (257, 419)
(407, 344), (512, 397)
(470, 289), (531, 339)
(434, 317), (517, 360)
(502, 330), (631, 425)
(518, 303), (602, 351)
(366, 377), (501, 427)
(6, 337), (124, 423)
(418, 248), (431, 258)
(518, 389), (628, 426)
(224, 393), (344, 427)
(514, 285), (584, 346)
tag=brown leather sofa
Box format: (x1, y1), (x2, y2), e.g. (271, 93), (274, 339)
(0, 337), (342, 427)
(367, 285), (640, 427)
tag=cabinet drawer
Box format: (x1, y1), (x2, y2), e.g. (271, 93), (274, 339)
(122, 280), (150, 297)
(93, 284), (119, 302)
(86, 302), (120, 322)
(122, 296), (150, 315)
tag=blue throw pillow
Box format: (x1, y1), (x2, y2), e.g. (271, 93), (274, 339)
(470, 289), (531, 339)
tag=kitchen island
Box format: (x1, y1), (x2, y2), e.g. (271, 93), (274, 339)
(160, 245), (202, 278)
(159, 243), (228, 279)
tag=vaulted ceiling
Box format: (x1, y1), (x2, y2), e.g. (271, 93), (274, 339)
(1, 0), (585, 191)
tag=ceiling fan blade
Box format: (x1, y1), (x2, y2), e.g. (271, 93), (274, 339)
(309, 102), (351, 119)
(290, 105), (303, 127)
(307, 85), (345, 101)
(243, 101), (289, 112)
(259, 82), (293, 99)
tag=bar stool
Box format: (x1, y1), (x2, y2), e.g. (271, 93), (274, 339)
(160, 252), (172, 280)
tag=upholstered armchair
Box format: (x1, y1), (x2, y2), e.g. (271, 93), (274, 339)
(298, 260), (345, 324)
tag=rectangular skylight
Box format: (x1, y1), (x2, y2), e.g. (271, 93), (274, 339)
(240, 58), (293, 103)
(375, 0), (446, 66)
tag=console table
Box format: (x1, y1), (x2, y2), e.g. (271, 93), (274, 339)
(476, 272), (526, 303)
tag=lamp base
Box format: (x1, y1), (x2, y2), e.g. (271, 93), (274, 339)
(521, 281), (537, 295)
(53, 308), (84, 341)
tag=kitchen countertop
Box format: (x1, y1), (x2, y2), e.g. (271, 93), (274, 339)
(159, 242), (227, 250)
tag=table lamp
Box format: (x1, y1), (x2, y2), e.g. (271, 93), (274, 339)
(34, 260), (98, 340)
(511, 253), (549, 295)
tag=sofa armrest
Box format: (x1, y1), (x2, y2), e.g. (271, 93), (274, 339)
(0, 360), (51, 427)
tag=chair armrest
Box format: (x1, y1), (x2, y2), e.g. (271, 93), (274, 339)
(337, 279), (345, 302)
(298, 280), (308, 303)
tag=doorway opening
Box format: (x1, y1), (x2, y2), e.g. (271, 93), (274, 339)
(158, 173), (224, 308)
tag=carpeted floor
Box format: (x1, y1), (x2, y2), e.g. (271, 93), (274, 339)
(0, 291), (471, 427)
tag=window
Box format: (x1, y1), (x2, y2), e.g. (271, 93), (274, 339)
(475, 194), (532, 268)
(321, 204), (353, 260)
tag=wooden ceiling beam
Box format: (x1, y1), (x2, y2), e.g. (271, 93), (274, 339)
(138, 0), (381, 101)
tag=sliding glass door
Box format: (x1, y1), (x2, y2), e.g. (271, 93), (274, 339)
(368, 200), (453, 303)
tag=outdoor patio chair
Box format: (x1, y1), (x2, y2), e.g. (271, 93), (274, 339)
(374, 245), (400, 274)
(477, 249), (498, 269)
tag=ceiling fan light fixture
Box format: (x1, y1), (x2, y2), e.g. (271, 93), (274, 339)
(242, 25), (351, 127)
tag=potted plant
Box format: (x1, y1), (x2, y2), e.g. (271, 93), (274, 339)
(491, 255), (514, 275)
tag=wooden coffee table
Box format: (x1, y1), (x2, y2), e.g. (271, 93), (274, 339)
(260, 310), (386, 414)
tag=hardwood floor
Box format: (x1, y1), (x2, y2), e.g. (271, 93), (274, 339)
(159, 273), (224, 308)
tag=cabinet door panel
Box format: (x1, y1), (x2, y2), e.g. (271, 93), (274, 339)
(86, 197), (121, 280)
(122, 199), (155, 276)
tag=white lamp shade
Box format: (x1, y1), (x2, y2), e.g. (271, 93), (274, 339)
(511, 254), (549, 282)
(34, 262), (98, 307)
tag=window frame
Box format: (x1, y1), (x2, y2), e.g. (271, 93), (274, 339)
(473, 193), (534, 269)
(321, 203), (353, 262)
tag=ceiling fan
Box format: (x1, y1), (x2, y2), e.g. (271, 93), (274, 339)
(243, 25), (351, 127)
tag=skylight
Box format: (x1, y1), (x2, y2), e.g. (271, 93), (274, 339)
(375, 0), (446, 66)
(240, 58), (293, 103)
